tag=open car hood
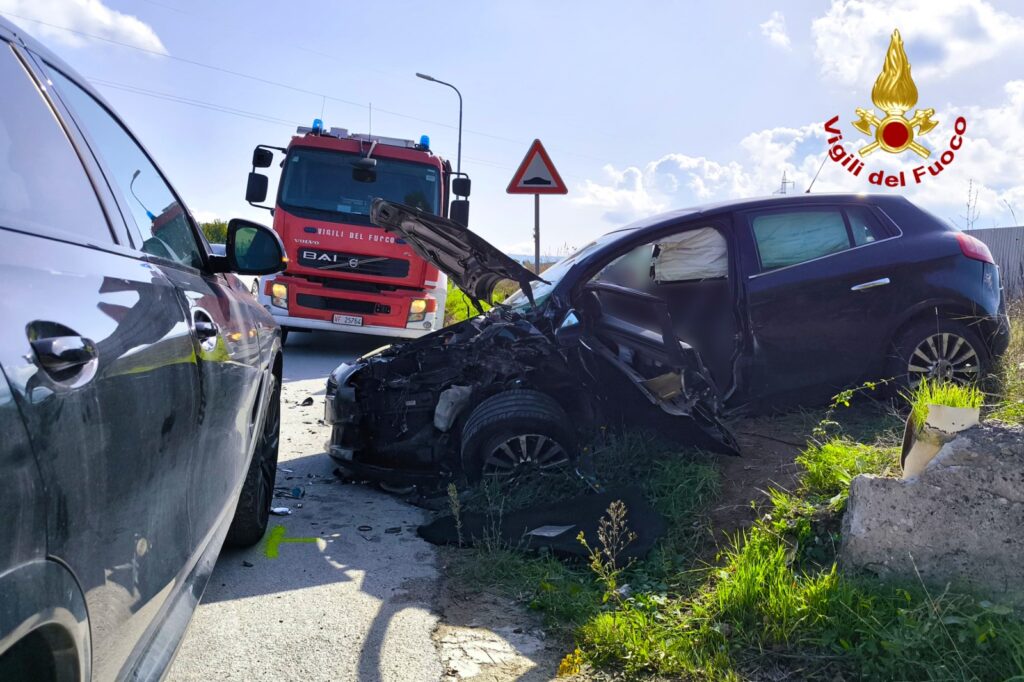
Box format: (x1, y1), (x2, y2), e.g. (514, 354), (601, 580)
(370, 199), (544, 303)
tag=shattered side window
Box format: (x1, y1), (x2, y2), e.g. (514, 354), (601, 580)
(591, 243), (654, 290)
(751, 210), (851, 271)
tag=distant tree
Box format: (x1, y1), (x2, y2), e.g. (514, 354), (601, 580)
(200, 219), (228, 243)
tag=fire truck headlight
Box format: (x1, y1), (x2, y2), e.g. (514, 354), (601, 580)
(409, 299), (428, 314)
(270, 282), (288, 308)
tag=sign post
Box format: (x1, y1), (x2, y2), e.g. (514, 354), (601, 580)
(506, 139), (567, 274)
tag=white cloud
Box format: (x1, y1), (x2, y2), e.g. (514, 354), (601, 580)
(575, 81), (1024, 229)
(811, 0), (1024, 86)
(760, 11), (792, 49)
(0, 0), (167, 53)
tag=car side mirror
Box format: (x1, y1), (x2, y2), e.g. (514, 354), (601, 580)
(246, 172), (268, 203)
(450, 199), (469, 227)
(252, 147), (274, 168)
(554, 309), (582, 346)
(452, 176), (471, 197)
(224, 219), (286, 275)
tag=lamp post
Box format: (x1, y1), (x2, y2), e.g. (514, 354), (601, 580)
(415, 72), (462, 178)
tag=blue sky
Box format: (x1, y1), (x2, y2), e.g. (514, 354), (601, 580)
(3, 0), (1024, 252)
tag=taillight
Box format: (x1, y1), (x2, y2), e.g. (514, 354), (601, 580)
(955, 232), (994, 264)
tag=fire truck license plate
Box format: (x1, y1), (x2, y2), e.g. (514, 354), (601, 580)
(332, 314), (363, 327)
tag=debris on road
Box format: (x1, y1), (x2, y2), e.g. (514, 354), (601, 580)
(300, 397), (314, 407)
(270, 507), (292, 516)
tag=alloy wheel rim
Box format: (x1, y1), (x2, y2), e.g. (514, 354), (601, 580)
(907, 332), (980, 385)
(482, 433), (569, 478)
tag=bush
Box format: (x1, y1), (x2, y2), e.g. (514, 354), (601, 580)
(200, 219), (228, 244)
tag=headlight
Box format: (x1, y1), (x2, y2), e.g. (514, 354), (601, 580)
(407, 297), (436, 323)
(270, 282), (287, 308)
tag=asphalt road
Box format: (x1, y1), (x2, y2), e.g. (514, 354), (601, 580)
(168, 330), (447, 682)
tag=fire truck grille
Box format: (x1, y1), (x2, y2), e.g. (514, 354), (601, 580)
(295, 294), (391, 316)
(297, 248), (410, 278)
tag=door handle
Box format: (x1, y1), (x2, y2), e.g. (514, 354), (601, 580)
(195, 320), (219, 339)
(31, 335), (97, 373)
(850, 277), (890, 291)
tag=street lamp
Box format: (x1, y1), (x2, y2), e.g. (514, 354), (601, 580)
(415, 72), (462, 178)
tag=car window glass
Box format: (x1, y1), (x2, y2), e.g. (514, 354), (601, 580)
(47, 68), (203, 268)
(751, 210), (851, 271)
(846, 206), (887, 246)
(0, 44), (110, 244)
(591, 243), (653, 290)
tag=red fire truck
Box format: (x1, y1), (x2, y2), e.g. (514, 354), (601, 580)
(245, 120), (467, 342)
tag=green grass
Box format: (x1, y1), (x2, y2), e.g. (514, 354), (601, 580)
(442, 278), (519, 326)
(906, 378), (984, 430)
(572, 432), (1024, 680)
(447, 432), (721, 637)
(992, 302), (1024, 424)
(796, 439), (899, 502)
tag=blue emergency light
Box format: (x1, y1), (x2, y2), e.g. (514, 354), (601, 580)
(419, 134), (430, 150)
(312, 118), (323, 133)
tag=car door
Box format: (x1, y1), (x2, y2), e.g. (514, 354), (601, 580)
(43, 64), (266, 559)
(0, 37), (199, 679)
(741, 204), (902, 399)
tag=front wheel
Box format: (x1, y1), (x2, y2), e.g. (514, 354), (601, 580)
(460, 389), (575, 481)
(226, 372), (281, 547)
(886, 318), (990, 390)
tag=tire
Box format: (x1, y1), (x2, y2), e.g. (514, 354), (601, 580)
(226, 372), (281, 547)
(886, 317), (990, 391)
(460, 389), (575, 481)
(280, 327), (289, 346)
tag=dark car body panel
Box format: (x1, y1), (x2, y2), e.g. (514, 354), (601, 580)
(326, 193), (1009, 484)
(0, 18), (282, 681)
(370, 199), (543, 302)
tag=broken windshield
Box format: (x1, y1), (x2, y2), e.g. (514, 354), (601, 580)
(505, 228), (636, 311)
(279, 148), (440, 226)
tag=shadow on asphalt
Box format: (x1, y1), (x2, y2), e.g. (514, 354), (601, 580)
(281, 330), (388, 383)
(196, 450), (448, 680)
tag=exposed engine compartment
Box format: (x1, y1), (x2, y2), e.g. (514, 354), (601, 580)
(338, 307), (582, 475)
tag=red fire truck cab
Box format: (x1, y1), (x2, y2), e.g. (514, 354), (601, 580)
(245, 121), (459, 341)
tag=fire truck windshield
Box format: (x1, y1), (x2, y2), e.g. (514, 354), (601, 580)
(278, 147), (440, 226)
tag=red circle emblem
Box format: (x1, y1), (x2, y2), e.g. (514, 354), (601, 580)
(881, 119), (910, 149)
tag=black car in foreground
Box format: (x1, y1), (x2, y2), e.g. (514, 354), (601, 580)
(325, 195), (1009, 485)
(0, 20), (286, 681)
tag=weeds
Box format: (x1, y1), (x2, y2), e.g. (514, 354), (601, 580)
(906, 377), (984, 429)
(577, 500), (637, 604)
(992, 301), (1024, 424)
(447, 482), (463, 547)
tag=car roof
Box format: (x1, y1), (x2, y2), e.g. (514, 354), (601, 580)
(0, 15), (119, 119)
(615, 193), (913, 235)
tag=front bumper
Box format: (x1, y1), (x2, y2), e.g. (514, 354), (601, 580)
(273, 313), (429, 339)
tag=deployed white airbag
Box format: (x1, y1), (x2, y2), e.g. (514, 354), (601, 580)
(653, 227), (729, 282)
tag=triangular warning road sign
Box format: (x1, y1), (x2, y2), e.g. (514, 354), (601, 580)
(506, 139), (568, 195)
